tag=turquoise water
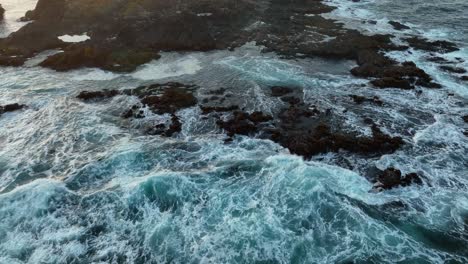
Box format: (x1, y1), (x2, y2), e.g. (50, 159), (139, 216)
(1, 1), (468, 263)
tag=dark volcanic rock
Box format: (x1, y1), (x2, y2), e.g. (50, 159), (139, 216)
(147, 114), (183, 137)
(373, 168), (423, 190)
(270, 86), (294, 97)
(200, 105), (239, 114)
(461, 76), (468, 81)
(121, 105), (145, 119)
(0, 0), (259, 69)
(462, 115), (468, 123)
(351, 50), (438, 89)
(0, 0), (450, 97)
(139, 85), (197, 115)
(77, 82), (198, 137)
(215, 87), (403, 159)
(272, 123), (404, 159)
(77, 82), (198, 114)
(77, 89), (120, 101)
(405, 37), (459, 53)
(0, 55), (26, 67)
(217, 111), (273, 137)
(0, 103), (26, 116)
(439, 66), (467, 74)
(40, 45), (160, 72)
(371, 77), (413, 90)
(427, 56), (450, 64)
(350, 95), (383, 106)
(388, 21), (410, 31)
(273, 97), (403, 159)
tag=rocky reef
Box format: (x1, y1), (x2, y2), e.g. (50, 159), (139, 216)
(0, 0), (463, 89)
(77, 82), (423, 191)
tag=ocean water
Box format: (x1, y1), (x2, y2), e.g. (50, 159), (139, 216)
(0, 1), (467, 263)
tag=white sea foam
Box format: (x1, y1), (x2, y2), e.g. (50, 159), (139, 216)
(71, 68), (120, 81)
(58, 33), (90, 43)
(131, 55), (202, 80)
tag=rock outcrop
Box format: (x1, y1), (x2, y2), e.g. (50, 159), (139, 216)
(77, 82), (197, 137)
(0, 0), (458, 92)
(0, 103), (26, 117)
(0, 4), (5, 21)
(373, 168), (423, 191)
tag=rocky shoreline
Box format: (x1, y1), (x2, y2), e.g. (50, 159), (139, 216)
(1, 0), (465, 84)
(1, 0), (466, 192)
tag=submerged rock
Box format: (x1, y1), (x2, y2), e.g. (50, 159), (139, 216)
(270, 86), (294, 97)
(405, 37), (459, 53)
(350, 95), (383, 106)
(388, 21), (410, 31)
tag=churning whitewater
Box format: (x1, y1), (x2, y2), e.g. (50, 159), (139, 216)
(0, 0), (467, 263)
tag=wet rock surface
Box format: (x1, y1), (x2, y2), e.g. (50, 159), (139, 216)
(77, 82), (198, 137)
(463, 115), (468, 123)
(350, 95), (383, 106)
(76, 90), (120, 101)
(0, 103), (26, 116)
(405, 37), (459, 53)
(209, 87), (403, 159)
(388, 21), (410, 31)
(0, 0), (459, 93)
(77, 82), (404, 164)
(439, 66), (467, 74)
(373, 168), (423, 191)
(351, 51), (440, 89)
(40, 45), (160, 72)
(0, 0), (260, 70)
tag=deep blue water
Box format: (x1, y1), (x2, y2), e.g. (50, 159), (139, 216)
(0, 1), (467, 263)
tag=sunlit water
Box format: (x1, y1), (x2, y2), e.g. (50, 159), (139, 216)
(0, 1), (467, 263)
